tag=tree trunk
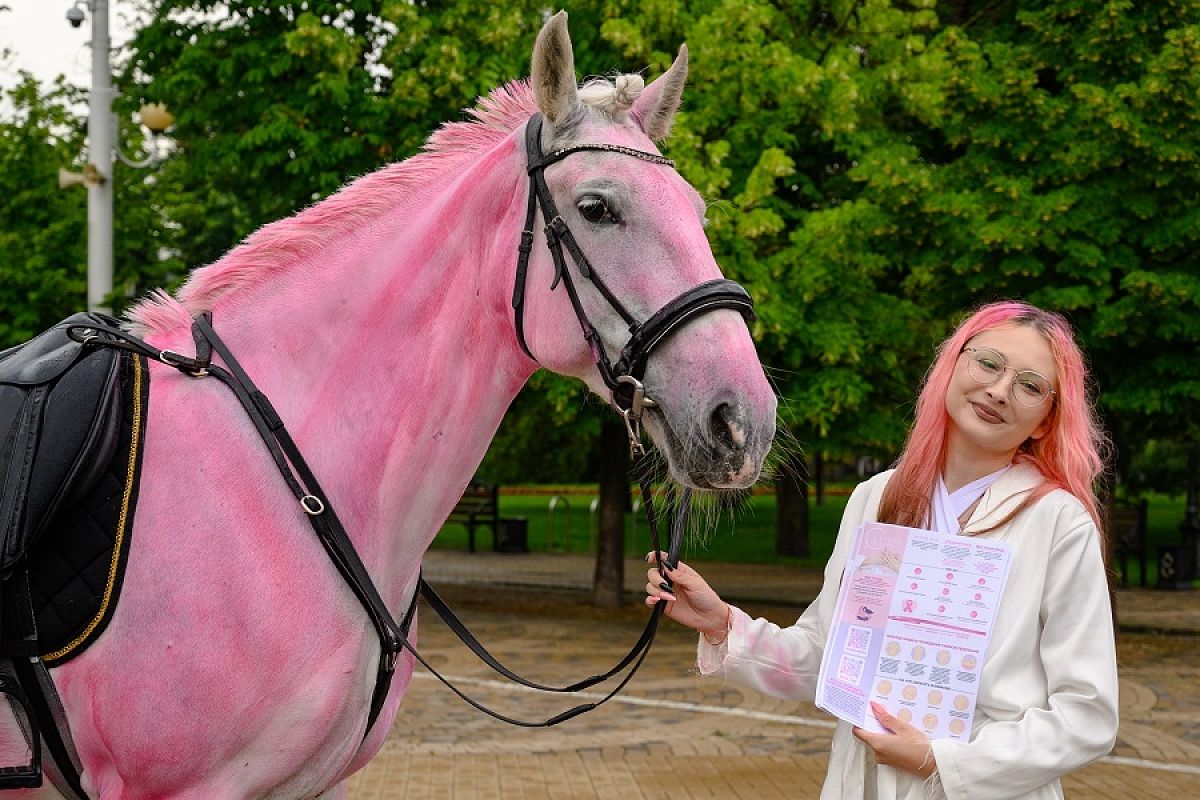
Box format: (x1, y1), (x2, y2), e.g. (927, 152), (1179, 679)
(593, 416), (630, 607)
(776, 449), (810, 557)
(815, 450), (826, 506)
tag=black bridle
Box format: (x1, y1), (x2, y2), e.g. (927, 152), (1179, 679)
(57, 112), (760, 736)
(513, 113), (756, 454)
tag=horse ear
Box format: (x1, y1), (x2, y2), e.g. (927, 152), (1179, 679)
(631, 45), (689, 141)
(531, 11), (580, 128)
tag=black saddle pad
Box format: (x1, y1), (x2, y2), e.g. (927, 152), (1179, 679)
(29, 354), (148, 664)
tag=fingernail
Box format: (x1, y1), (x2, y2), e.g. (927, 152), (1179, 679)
(658, 582), (674, 594)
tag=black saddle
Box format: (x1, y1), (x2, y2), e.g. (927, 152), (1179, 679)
(1, 313), (125, 572)
(0, 312), (128, 792)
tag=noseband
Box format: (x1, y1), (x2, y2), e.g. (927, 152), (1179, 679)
(512, 113), (756, 455)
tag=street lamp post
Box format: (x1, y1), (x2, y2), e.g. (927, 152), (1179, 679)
(87, 0), (114, 313)
(61, 0), (172, 312)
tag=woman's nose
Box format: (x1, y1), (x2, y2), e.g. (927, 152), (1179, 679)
(986, 371), (1015, 403)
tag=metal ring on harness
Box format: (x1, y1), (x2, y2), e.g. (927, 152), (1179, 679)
(300, 495), (325, 515)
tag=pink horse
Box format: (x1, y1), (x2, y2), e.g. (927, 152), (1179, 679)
(0, 13), (775, 798)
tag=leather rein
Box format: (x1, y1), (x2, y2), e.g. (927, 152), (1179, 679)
(63, 112), (757, 734)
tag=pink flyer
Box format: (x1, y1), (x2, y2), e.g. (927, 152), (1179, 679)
(815, 522), (1012, 741)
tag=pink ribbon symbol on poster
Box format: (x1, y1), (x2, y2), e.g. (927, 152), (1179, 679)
(815, 522), (1012, 741)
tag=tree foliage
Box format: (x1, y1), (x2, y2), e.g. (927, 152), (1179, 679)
(2, 0), (1197, 495)
(0, 75), (88, 345)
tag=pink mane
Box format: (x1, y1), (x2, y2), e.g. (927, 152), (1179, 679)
(878, 301), (1108, 530)
(128, 82), (539, 333)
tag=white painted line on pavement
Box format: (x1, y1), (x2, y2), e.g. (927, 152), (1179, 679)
(413, 672), (1200, 775)
(1097, 755), (1200, 775)
(415, 671), (830, 730)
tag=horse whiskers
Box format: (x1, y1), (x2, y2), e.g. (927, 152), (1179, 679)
(759, 423), (805, 483)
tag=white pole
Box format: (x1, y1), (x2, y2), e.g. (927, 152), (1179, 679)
(87, 0), (113, 313)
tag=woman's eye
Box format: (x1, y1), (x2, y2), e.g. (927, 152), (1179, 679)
(577, 197), (620, 225)
(1017, 379), (1045, 396)
(977, 357), (1002, 373)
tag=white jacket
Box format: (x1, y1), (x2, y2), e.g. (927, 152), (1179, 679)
(697, 464), (1118, 799)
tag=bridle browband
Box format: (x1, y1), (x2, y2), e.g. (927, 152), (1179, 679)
(52, 112), (761, 738)
(513, 113), (756, 453)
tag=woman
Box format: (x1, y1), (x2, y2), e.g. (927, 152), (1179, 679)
(646, 301), (1118, 799)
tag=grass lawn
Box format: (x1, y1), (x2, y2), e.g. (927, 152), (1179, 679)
(431, 488), (845, 568)
(432, 485), (1199, 588)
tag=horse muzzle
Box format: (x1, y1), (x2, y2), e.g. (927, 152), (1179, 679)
(648, 393), (776, 491)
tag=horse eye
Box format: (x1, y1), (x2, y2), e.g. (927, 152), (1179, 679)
(577, 197), (620, 225)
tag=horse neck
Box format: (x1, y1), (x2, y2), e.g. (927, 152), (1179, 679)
(194, 134), (536, 591)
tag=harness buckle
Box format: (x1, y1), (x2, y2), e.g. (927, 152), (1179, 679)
(159, 349), (209, 378)
(518, 230), (534, 254)
(615, 375), (657, 419)
(544, 216), (567, 242)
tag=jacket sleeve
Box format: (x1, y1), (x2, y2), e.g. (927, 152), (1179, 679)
(695, 477), (878, 700)
(930, 517), (1119, 799)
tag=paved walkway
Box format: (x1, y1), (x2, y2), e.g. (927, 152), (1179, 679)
(346, 551), (1200, 798)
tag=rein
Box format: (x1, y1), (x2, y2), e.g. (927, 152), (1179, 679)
(71, 317), (681, 730)
(57, 112), (757, 732)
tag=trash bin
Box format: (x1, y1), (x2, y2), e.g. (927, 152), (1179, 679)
(1157, 544), (1197, 590)
(495, 517), (529, 553)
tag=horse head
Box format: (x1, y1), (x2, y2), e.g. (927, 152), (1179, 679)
(516, 12), (777, 491)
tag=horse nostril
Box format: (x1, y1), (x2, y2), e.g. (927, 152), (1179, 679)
(709, 402), (744, 451)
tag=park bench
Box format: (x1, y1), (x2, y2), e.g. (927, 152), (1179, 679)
(1110, 499), (1149, 588)
(447, 481), (499, 553)
(444, 483), (530, 553)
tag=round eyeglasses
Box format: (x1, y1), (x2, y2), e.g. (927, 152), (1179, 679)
(961, 346), (1056, 408)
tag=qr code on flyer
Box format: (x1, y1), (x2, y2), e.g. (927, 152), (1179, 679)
(837, 654), (866, 684)
(845, 625), (873, 655)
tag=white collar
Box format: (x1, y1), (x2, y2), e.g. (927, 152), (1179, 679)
(932, 465), (1011, 535)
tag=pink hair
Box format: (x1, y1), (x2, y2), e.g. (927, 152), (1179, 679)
(877, 301), (1108, 530)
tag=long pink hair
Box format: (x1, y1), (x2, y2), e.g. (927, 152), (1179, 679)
(877, 301), (1108, 531)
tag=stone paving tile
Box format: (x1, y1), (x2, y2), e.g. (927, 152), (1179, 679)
(344, 559), (1200, 798)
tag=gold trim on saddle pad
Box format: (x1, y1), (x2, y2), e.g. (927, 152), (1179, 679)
(43, 355), (144, 664)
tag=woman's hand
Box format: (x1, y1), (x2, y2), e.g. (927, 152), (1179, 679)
(644, 552), (729, 642)
(853, 701), (937, 779)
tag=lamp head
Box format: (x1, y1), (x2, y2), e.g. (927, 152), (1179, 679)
(138, 103), (174, 135)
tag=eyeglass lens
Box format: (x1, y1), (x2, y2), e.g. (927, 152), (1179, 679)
(965, 347), (1053, 407)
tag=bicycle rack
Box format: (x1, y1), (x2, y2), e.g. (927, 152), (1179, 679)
(546, 495), (572, 552)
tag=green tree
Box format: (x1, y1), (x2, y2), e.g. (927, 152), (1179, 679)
(920, 2), (1200, 484)
(0, 64), (185, 346)
(0, 75), (88, 346)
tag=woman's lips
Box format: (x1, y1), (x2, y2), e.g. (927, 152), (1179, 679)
(971, 402), (1005, 424)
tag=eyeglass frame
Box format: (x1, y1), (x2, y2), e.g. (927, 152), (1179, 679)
(960, 346), (1057, 408)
